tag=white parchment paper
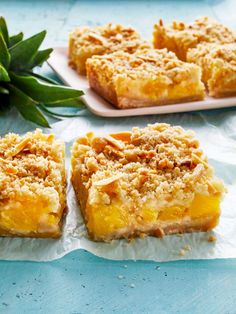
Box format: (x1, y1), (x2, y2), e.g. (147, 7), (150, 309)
(1, 110), (236, 262)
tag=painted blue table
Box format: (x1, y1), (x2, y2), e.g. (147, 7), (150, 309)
(0, 1), (236, 313)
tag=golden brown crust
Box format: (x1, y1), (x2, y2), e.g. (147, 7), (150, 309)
(97, 216), (219, 241)
(153, 16), (236, 61)
(68, 23), (151, 74)
(71, 123), (225, 242)
(0, 226), (62, 238)
(86, 48), (205, 109)
(0, 129), (66, 238)
(115, 95), (205, 109)
(87, 62), (118, 106)
(187, 43), (236, 97)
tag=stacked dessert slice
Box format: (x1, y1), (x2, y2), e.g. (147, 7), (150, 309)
(69, 23), (151, 74)
(187, 43), (236, 97)
(153, 16), (236, 61)
(153, 17), (236, 97)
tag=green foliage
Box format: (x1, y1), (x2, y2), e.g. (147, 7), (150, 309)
(0, 17), (84, 127)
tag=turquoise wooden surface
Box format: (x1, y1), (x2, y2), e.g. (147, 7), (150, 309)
(0, 1), (236, 313)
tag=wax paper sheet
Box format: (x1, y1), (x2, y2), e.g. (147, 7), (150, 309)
(1, 109), (236, 262)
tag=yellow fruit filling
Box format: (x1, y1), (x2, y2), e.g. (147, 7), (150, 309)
(0, 129), (66, 238)
(0, 197), (61, 235)
(86, 193), (220, 239)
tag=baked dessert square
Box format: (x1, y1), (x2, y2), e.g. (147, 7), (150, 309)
(71, 123), (225, 242)
(187, 43), (236, 97)
(68, 23), (151, 74)
(0, 129), (66, 238)
(153, 16), (236, 61)
(86, 48), (205, 109)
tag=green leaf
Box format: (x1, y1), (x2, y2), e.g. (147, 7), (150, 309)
(9, 30), (46, 70)
(0, 33), (10, 68)
(10, 72), (84, 103)
(24, 71), (60, 85)
(0, 92), (10, 114)
(0, 17), (9, 46)
(0, 64), (10, 81)
(39, 104), (84, 118)
(28, 48), (53, 68)
(45, 98), (85, 108)
(9, 32), (23, 47)
(8, 84), (50, 127)
(0, 86), (9, 94)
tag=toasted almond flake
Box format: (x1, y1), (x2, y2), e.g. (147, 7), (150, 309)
(6, 137), (31, 157)
(104, 135), (125, 150)
(192, 163), (205, 180)
(88, 32), (108, 45)
(207, 180), (218, 194)
(192, 153), (209, 168)
(93, 173), (124, 186)
(110, 132), (131, 143)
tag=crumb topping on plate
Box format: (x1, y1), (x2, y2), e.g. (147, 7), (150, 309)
(69, 23), (150, 53)
(87, 48), (202, 84)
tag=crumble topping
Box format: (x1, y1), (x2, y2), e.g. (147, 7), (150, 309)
(86, 48), (201, 84)
(155, 16), (236, 45)
(74, 123), (225, 209)
(187, 43), (236, 96)
(69, 23), (151, 55)
(153, 16), (236, 60)
(0, 129), (65, 206)
(187, 43), (236, 68)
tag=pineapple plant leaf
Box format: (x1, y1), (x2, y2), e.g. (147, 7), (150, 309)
(0, 64), (10, 82)
(0, 33), (10, 68)
(0, 17), (9, 45)
(0, 16), (85, 127)
(9, 30), (46, 70)
(9, 84), (50, 127)
(9, 32), (23, 47)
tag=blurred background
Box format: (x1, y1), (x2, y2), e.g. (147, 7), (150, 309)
(0, 0), (235, 48)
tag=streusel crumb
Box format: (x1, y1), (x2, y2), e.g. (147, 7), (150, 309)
(86, 48), (205, 108)
(153, 16), (236, 60)
(187, 43), (236, 97)
(69, 23), (151, 74)
(73, 123), (224, 208)
(0, 129), (66, 237)
(0, 129), (65, 205)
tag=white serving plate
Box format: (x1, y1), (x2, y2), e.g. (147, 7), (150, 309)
(48, 47), (236, 117)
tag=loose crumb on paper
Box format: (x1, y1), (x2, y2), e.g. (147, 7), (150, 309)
(208, 235), (217, 242)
